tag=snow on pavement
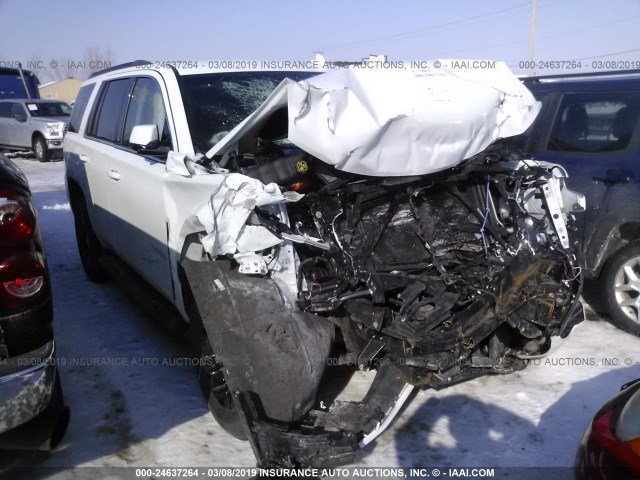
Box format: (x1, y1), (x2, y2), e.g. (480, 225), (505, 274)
(7, 157), (640, 479)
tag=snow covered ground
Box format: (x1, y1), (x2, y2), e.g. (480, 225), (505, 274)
(6, 156), (640, 479)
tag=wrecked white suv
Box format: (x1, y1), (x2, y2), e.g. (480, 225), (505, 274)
(64, 60), (585, 468)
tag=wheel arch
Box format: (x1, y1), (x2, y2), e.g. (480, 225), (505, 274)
(31, 130), (45, 145)
(66, 177), (85, 214)
(587, 220), (640, 278)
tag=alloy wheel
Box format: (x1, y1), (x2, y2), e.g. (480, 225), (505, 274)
(613, 255), (640, 324)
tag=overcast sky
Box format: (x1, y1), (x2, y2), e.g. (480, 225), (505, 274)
(1, 0), (639, 77)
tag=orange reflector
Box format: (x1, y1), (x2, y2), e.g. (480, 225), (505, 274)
(292, 181), (304, 191)
(629, 438), (640, 456)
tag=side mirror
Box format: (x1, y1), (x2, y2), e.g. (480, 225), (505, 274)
(129, 124), (159, 151)
(13, 113), (26, 122)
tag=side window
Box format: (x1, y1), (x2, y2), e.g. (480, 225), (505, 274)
(0, 103), (11, 118)
(547, 92), (640, 153)
(11, 103), (26, 118)
(68, 84), (95, 133)
(122, 77), (172, 153)
(88, 78), (133, 144)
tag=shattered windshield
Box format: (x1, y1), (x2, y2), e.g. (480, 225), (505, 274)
(180, 71), (314, 154)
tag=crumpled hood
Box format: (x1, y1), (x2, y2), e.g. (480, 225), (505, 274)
(206, 61), (540, 176)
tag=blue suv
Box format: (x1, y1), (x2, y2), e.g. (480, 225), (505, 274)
(513, 70), (640, 335)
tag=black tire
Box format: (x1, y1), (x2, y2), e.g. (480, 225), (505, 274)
(196, 330), (247, 440)
(600, 244), (640, 336)
(72, 196), (109, 282)
(33, 136), (51, 162)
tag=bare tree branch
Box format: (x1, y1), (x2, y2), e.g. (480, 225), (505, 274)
(39, 45), (117, 82)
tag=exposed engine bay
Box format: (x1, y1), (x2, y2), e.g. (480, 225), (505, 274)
(278, 148), (582, 366)
(172, 64), (585, 468)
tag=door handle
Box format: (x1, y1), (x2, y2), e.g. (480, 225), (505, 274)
(108, 170), (121, 181)
(79, 154), (89, 162)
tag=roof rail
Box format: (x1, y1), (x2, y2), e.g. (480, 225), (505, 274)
(89, 60), (152, 79)
(524, 69), (640, 84)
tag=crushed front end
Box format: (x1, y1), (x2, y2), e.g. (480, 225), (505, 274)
(175, 63), (585, 468)
(181, 148), (584, 467)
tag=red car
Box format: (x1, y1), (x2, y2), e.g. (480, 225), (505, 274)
(0, 154), (69, 454)
(576, 378), (640, 479)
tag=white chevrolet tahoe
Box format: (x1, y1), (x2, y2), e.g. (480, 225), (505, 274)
(64, 60), (585, 468)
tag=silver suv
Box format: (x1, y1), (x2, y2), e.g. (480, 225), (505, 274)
(0, 99), (71, 162)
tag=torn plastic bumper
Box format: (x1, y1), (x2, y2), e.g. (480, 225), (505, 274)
(183, 258), (416, 467)
(183, 258), (333, 423)
(240, 361), (413, 468)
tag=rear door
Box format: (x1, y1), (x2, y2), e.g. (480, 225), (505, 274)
(77, 78), (135, 249)
(103, 74), (177, 301)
